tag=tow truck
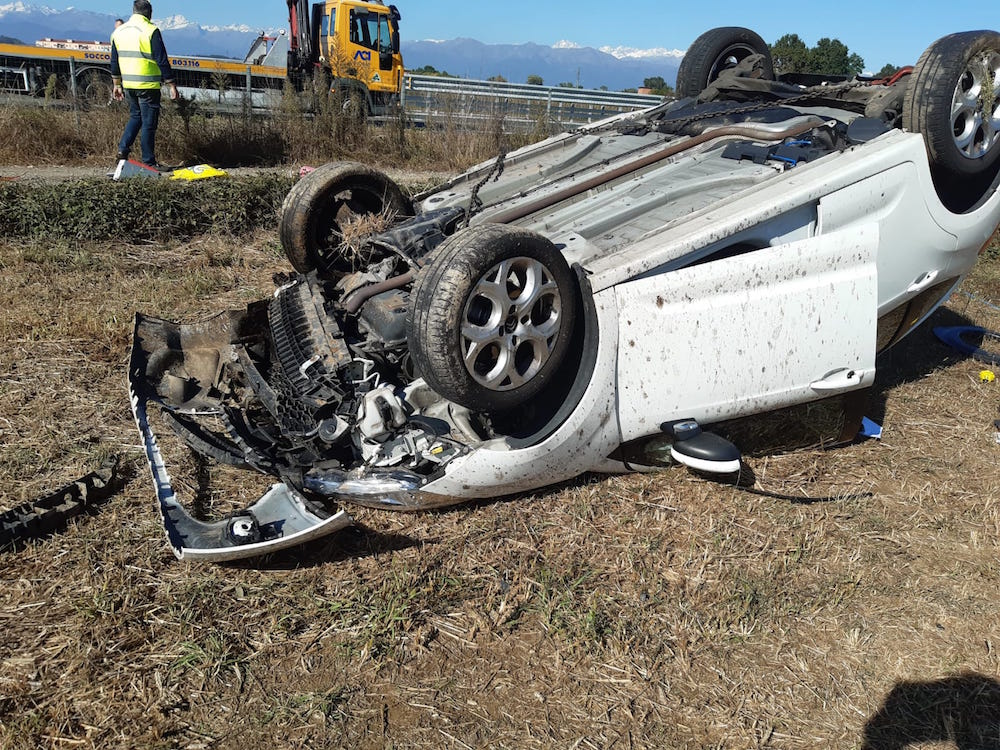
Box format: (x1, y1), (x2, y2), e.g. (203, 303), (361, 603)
(0, 0), (403, 116)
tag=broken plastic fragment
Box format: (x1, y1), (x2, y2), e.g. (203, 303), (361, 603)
(859, 417), (882, 440)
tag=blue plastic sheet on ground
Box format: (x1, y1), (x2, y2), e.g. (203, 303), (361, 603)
(859, 417), (882, 440)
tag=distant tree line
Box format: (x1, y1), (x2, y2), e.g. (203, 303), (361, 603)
(769, 34), (898, 77)
(409, 64), (456, 78)
(641, 76), (674, 96)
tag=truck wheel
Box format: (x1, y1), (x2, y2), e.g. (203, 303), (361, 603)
(676, 27), (774, 98)
(341, 90), (368, 120)
(77, 69), (113, 107)
(279, 162), (413, 276)
(902, 30), (1000, 208)
(407, 224), (578, 412)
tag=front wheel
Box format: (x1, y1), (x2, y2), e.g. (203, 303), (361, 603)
(407, 224), (578, 412)
(903, 30), (1000, 207)
(278, 162), (413, 277)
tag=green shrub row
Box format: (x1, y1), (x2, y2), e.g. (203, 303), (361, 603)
(0, 174), (295, 241)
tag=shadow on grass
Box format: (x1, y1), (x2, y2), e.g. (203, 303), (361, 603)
(220, 480), (586, 569)
(710, 462), (874, 505)
(862, 672), (1000, 749)
(227, 522), (425, 571)
(868, 306), (982, 424)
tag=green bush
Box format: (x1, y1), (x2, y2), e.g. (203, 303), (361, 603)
(0, 174), (294, 241)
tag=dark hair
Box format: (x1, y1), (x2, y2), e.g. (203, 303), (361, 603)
(133, 0), (152, 18)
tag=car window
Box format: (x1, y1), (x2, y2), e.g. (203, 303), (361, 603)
(320, 9), (333, 51)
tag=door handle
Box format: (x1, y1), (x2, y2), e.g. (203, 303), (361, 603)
(907, 270), (940, 294)
(810, 368), (867, 392)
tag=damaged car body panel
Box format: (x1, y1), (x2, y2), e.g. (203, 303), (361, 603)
(128, 27), (1000, 560)
(128, 314), (358, 561)
(614, 224), (879, 436)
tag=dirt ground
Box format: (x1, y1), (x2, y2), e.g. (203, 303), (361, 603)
(1, 226), (1000, 749)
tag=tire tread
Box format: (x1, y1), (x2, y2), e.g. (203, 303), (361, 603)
(279, 162), (412, 274)
(902, 30), (1000, 184)
(407, 224), (578, 411)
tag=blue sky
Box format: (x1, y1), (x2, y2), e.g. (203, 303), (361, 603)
(60, 0), (982, 70)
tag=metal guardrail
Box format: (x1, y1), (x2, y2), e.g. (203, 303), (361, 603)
(0, 62), (666, 131)
(400, 74), (664, 131)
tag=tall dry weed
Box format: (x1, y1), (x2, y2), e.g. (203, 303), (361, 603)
(0, 104), (121, 163)
(0, 85), (535, 171)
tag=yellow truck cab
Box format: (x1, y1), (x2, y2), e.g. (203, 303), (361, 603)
(287, 0), (403, 116)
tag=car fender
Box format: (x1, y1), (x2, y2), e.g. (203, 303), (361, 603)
(417, 291), (623, 498)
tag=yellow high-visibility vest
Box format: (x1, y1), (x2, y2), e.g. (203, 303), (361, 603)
(112, 14), (162, 89)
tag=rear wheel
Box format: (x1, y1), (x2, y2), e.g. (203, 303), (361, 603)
(676, 27), (774, 98)
(407, 224), (578, 412)
(279, 162), (413, 276)
(903, 31), (1000, 209)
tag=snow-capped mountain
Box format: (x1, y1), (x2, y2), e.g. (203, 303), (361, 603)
(601, 45), (687, 61)
(1, 3), (684, 89)
(405, 38), (682, 90)
(0, 3), (267, 57)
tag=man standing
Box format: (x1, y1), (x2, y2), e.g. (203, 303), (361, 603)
(111, 0), (179, 169)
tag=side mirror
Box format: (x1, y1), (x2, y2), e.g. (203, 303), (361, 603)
(390, 30), (400, 54)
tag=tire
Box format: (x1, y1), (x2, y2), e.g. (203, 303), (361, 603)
(76, 68), (113, 107)
(279, 162), (413, 276)
(903, 31), (1000, 184)
(407, 224), (578, 412)
(675, 27), (775, 98)
(340, 89), (369, 120)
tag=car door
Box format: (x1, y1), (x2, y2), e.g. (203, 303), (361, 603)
(613, 223), (878, 441)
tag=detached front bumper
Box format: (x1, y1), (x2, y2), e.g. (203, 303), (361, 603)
(130, 380), (354, 562)
(128, 310), (472, 560)
(128, 313), (355, 561)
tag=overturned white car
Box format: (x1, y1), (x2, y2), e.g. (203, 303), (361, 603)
(130, 27), (1000, 560)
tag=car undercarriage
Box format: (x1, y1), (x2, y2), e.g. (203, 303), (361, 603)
(129, 27), (1000, 560)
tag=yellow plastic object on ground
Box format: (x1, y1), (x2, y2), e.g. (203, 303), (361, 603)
(979, 370), (996, 383)
(170, 165), (228, 181)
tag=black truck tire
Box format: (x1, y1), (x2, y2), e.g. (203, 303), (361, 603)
(407, 224), (578, 412)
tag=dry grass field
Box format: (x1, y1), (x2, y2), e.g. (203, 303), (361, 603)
(2, 187), (1000, 748)
(0, 95), (525, 172)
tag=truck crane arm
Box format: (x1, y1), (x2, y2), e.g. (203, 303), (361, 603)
(286, 0), (317, 72)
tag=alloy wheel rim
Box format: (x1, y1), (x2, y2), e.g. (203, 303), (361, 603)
(460, 256), (562, 391)
(951, 50), (1000, 159)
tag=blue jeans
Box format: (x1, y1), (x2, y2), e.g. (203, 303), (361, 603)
(119, 88), (161, 166)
